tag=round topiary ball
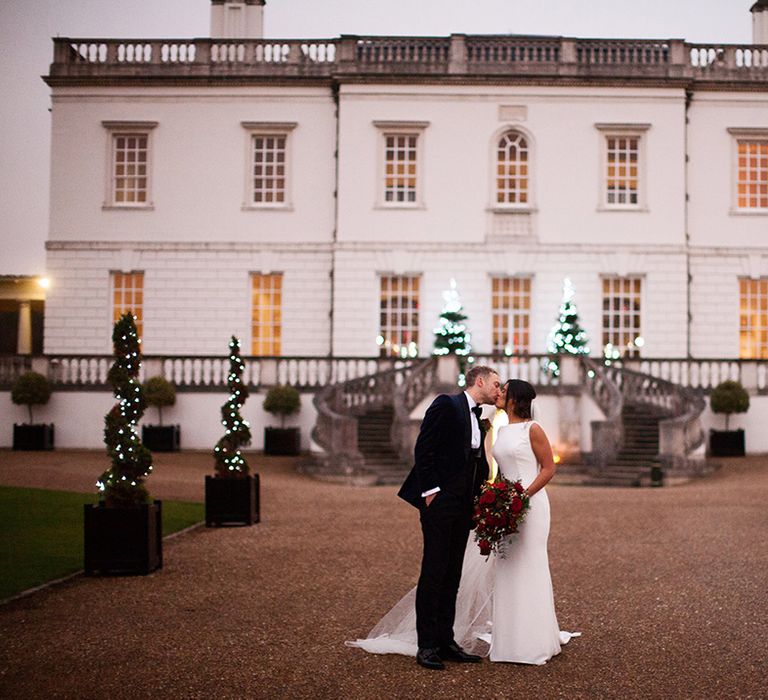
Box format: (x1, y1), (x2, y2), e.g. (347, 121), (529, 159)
(710, 380), (750, 417)
(263, 385), (301, 423)
(143, 376), (176, 408)
(11, 371), (52, 408)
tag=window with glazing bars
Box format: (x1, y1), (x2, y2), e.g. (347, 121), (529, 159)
(384, 134), (418, 203)
(252, 135), (287, 204)
(606, 136), (639, 206)
(491, 277), (531, 353)
(112, 134), (148, 205)
(112, 272), (144, 340)
(737, 141), (768, 210)
(739, 278), (768, 358)
(602, 277), (642, 357)
(251, 273), (282, 355)
(378, 276), (419, 357)
(496, 132), (529, 205)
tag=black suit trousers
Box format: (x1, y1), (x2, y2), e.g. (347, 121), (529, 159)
(415, 490), (473, 649)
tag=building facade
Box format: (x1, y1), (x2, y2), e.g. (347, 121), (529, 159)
(42, 1), (768, 364)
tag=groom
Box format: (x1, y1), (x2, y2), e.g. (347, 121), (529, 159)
(398, 365), (501, 670)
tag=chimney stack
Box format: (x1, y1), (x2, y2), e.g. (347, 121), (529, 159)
(752, 0), (768, 44)
(210, 0), (266, 39)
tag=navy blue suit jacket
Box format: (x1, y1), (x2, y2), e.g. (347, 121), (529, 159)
(398, 393), (489, 508)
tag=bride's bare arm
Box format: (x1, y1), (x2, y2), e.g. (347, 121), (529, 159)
(525, 423), (556, 497)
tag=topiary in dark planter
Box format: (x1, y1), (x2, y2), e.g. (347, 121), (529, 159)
(709, 380), (749, 457)
(206, 336), (259, 526)
(85, 313), (161, 576)
(263, 385), (301, 455)
(11, 371), (54, 450)
(142, 376), (180, 451)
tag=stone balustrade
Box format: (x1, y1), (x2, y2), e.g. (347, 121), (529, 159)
(47, 36), (768, 84)
(0, 354), (403, 391)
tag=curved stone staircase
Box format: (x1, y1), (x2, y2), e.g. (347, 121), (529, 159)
(308, 354), (712, 488)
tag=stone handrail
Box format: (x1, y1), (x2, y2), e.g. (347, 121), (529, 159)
(311, 358), (421, 478)
(601, 361), (706, 470)
(391, 357), (441, 463)
(47, 37), (768, 84)
(582, 357), (623, 469)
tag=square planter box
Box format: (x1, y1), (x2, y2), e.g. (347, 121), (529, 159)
(13, 423), (54, 451)
(264, 427), (300, 456)
(142, 424), (181, 452)
(205, 474), (260, 526)
(84, 500), (163, 575)
(709, 429), (745, 457)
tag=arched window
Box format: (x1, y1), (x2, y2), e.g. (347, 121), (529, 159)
(496, 132), (529, 205)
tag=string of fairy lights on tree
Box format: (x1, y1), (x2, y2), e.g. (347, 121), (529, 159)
(433, 278), (473, 385)
(213, 336), (252, 476)
(545, 277), (590, 377)
(98, 312), (153, 507)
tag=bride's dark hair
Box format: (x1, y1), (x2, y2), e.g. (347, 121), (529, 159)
(504, 379), (536, 420)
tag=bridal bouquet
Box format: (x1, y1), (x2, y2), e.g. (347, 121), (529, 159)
(473, 477), (530, 558)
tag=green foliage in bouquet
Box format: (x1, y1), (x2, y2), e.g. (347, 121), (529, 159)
(143, 376), (176, 426)
(98, 313), (153, 507)
(213, 336), (252, 476)
(263, 385), (301, 428)
(11, 371), (52, 423)
(710, 380), (750, 430)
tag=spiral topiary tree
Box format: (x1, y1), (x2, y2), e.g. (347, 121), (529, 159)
(213, 336), (252, 476)
(98, 313), (153, 507)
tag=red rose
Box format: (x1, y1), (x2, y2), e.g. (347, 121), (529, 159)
(496, 481), (509, 491)
(513, 481), (525, 494)
(511, 496), (523, 514)
(479, 490), (496, 506)
(479, 540), (492, 556)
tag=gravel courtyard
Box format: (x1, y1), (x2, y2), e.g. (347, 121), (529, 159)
(0, 450), (765, 699)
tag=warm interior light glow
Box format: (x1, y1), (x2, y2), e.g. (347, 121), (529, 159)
(553, 453), (562, 464)
(38, 277), (50, 289)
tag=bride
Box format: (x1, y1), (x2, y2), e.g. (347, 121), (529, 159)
(347, 379), (579, 664)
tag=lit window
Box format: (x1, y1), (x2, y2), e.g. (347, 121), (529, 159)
(496, 132), (529, 205)
(251, 273), (282, 356)
(112, 272), (144, 340)
(739, 278), (768, 358)
(384, 134), (418, 204)
(374, 121), (428, 207)
(602, 277), (642, 358)
(379, 276), (420, 358)
(736, 140), (768, 210)
(491, 277), (531, 353)
(606, 136), (639, 206)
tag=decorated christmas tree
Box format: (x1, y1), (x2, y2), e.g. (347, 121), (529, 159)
(545, 278), (590, 376)
(213, 336), (252, 476)
(433, 278), (472, 383)
(98, 313), (153, 507)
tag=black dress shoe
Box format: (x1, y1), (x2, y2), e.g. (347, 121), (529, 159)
(416, 647), (445, 670)
(439, 642), (482, 663)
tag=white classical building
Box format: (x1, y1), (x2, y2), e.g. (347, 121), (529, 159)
(4, 0), (768, 463)
(41, 1), (768, 364)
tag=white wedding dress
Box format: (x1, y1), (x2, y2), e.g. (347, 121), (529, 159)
(347, 420), (579, 663)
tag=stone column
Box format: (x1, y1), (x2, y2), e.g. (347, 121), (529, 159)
(17, 301), (32, 355)
(556, 355), (583, 463)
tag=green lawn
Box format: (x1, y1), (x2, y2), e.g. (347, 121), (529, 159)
(0, 486), (204, 601)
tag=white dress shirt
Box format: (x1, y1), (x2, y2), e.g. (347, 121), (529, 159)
(422, 391), (482, 498)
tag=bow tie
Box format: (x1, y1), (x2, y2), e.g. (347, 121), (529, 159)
(471, 406), (483, 419)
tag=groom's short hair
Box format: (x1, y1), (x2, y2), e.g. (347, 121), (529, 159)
(465, 365), (497, 387)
